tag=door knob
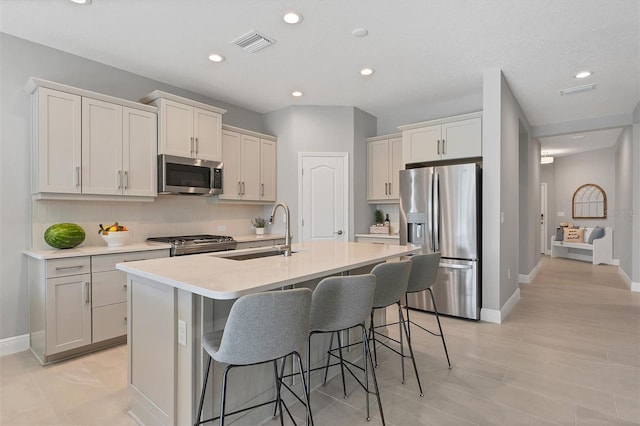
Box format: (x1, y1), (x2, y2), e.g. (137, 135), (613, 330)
(334, 230), (343, 235)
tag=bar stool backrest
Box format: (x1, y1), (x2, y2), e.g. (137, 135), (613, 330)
(406, 252), (441, 294)
(310, 274), (376, 332)
(215, 288), (312, 365)
(370, 260), (412, 308)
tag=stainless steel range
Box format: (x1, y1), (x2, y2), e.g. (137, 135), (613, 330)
(147, 234), (237, 256)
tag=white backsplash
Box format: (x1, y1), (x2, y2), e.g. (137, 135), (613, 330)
(32, 196), (266, 249)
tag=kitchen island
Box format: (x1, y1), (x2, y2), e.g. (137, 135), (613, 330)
(117, 240), (418, 426)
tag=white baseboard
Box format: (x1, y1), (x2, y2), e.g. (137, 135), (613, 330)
(0, 334), (29, 357)
(519, 260), (542, 284)
(480, 288), (521, 324)
(618, 267), (640, 292)
(545, 249), (552, 256)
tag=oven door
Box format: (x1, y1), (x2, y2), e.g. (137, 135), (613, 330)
(158, 155), (221, 195)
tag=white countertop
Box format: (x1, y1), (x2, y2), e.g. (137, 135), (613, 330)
(116, 240), (418, 300)
(355, 233), (400, 239)
(23, 242), (172, 260)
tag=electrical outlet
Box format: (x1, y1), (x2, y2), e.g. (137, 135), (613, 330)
(217, 225), (226, 232)
(178, 320), (187, 346)
(557, 212), (565, 217)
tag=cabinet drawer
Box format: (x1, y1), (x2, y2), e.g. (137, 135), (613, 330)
(92, 302), (127, 343)
(235, 239), (285, 250)
(46, 257), (91, 278)
(92, 270), (127, 307)
(92, 249), (169, 273)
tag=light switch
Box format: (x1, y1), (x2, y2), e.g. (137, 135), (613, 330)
(557, 212), (565, 217)
(217, 225), (226, 232)
(500, 212), (505, 223)
(178, 320), (187, 346)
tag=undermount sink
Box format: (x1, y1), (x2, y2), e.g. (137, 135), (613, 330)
(219, 249), (296, 261)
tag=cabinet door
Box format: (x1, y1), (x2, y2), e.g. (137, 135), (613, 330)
(159, 99), (193, 158)
(402, 124), (441, 164)
(123, 107), (157, 197)
(82, 98), (123, 195)
(92, 270), (127, 307)
(45, 274), (92, 355)
(260, 139), (277, 201)
(388, 137), (403, 200)
(36, 88), (82, 194)
(240, 135), (261, 200)
(367, 139), (390, 200)
(219, 130), (242, 200)
(441, 118), (482, 160)
(193, 108), (222, 161)
(92, 302), (127, 343)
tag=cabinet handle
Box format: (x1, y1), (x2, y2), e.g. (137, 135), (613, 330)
(237, 181), (241, 196)
(388, 182), (392, 195)
(261, 183), (264, 197)
(124, 316), (128, 323)
(437, 140), (440, 155)
(55, 265), (84, 271)
(85, 282), (90, 304)
(442, 139), (446, 154)
(117, 170), (122, 189)
(384, 183), (388, 195)
(123, 283), (127, 288)
(124, 171), (129, 189)
(195, 137), (199, 155)
(75, 166), (81, 187)
(190, 137), (194, 156)
(242, 182), (245, 195)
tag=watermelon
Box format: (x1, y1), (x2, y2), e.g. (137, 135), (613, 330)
(44, 223), (86, 249)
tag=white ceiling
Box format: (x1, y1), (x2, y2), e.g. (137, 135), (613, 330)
(539, 127), (624, 158)
(1, 0), (639, 153)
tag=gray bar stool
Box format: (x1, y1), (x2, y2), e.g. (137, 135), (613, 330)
(309, 274), (384, 424)
(406, 252), (451, 368)
(369, 260), (424, 396)
(194, 288), (313, 426)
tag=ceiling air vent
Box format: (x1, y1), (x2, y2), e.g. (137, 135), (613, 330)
(231, 30), (277, 53)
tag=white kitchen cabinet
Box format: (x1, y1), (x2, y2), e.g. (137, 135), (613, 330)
(26, 78), (158, 200)
(27, 247), (169, 364)
(32, 87), (82, 194)
(142, 91), (226, 162)
(400, 112), (482, 165)
(367, 134), (402, 202)
(219, 126), (277, 202)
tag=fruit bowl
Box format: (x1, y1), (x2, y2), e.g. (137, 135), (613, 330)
(101, 231), (129, 247)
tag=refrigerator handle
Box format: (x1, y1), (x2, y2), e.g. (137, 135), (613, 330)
(434, 172), (440, 252)
(428, 172), (434, 251)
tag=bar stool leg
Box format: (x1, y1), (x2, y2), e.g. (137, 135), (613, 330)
(294, 352), (314, 426)
(399, 307), (424, 397)
(322, 332), (334, 385)
(397, 303), (406, 384)
(272, 360), (284, 425)
(194, 355), (212, 426)
(362, 324), (385, 425)
(219, 365), (232, 426)
(428, 288), (452, 369)
(405, 295), (412, 340)
(369, 311), (378, 367)
(336, 331), (348, 399)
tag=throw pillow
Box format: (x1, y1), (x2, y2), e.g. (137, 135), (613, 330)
(563, 227), (585, 243)
(555, 227), (564, 241)
(588, 226), (605, 244)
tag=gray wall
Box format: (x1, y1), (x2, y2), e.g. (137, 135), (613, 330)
(518, 124), (541, 276)
(614, 127), (633, 275)
(540, 164), (557, 252)
(353, 108), (378, 234)
(553, 147), (617, 232)
(0, 34), (265, 340)
(262, 106), (375, 242)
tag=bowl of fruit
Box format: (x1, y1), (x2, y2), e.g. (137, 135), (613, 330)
(99, 222), (129, 247)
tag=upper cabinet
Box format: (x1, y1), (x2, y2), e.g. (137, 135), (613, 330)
(141, 91), (226, 162)
(367, 134), (402, 203)
(219, 125), (277, 203)
(26, 78), (158, 200)
(399, 112), (482, 165)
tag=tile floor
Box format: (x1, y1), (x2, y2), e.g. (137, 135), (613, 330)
(1, 256), (639, 425)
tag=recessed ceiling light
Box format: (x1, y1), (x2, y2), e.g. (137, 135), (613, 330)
(571, 135), (585, 139)
(291, 91), (303, 97)
(69, 0), (91, 4)
(283, 11), (303, 24)
(208, 53), (225, 62)
(360, 68), (375, 76)
(574, 71), (592, 79)
(352, 28), (369, 38)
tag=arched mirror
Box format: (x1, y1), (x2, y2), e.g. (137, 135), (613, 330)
(572, 184), (606, 219)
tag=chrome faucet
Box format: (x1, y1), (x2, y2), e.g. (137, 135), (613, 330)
(270, 202), (292, 256)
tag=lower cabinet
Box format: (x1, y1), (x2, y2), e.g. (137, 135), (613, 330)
(28, 248), (169, 364)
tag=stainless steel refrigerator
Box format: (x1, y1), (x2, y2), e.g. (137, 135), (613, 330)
(400, 162), (481, 320)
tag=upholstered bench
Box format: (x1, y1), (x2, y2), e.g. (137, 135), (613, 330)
(550, 226), (613, 265)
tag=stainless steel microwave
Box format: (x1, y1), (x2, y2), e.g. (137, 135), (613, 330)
(158, 154), (223, 196)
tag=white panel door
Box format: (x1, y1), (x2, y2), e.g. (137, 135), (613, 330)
(219, 130), (242, 200)
(82, 98), (123, 195)
(300, 154), (348, 242)
(37, 88), (82, 194)
(441, 117), (482, 160)
(193, 108), (221, 161)
(260, 139), (277, 201)
(123, 107), (157, 197)
(160, 99), (193, 158)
